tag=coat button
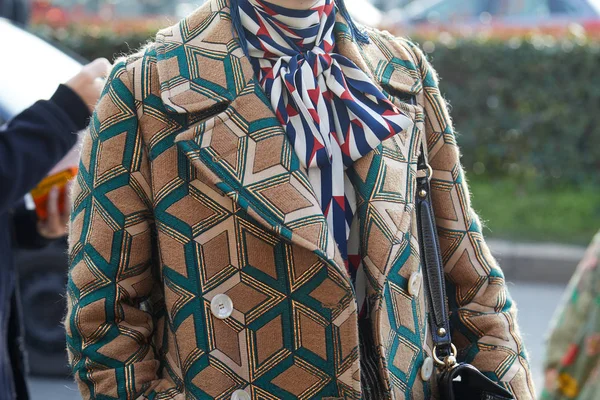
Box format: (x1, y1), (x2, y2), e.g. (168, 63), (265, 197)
(211, 294), (233, 319)
(231, 390), (250, 400)
(408, 272), (422, 297)
(421, 356), (434, 381)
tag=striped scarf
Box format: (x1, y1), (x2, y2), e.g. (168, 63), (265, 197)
(238, 0), (410, 271)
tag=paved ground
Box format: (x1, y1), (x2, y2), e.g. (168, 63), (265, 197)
(28, 282), (567, 399)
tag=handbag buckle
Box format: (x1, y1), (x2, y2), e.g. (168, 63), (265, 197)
(417, 161), (434, 183)
(433, 343), (458, 369)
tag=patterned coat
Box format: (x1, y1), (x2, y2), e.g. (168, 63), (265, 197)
(65, 1), (535, 399)
(541, 231), (600, 400)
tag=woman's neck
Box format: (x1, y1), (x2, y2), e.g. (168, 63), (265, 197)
(264, 0), (320, 10)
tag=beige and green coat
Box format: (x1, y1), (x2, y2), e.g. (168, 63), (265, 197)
(542, 231), (600, 400)
(65, 0), (535, 398)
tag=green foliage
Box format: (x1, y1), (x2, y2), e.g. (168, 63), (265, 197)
(424, 38), (600, 188)
(470, 178), (600, 244)
(32, 24), (156, 63)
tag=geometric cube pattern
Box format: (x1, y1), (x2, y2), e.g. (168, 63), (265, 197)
(65, 1), (535, 399)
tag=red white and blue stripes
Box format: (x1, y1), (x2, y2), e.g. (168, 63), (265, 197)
(238, 0), (411, 273)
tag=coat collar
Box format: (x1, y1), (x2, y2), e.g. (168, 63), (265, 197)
(155, 0), (251, 114)
(155, 0), (388, 115)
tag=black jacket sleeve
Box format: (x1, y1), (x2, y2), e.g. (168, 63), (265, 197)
(0, 84), (90, 214)
(11, 200), (50, 249)
(13, 0), (30, 26)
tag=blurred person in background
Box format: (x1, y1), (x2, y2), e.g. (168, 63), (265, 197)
(0, 57), (110, 400)
(64, 0), (535, 398)
(0, 0), (29, 25)
(541, 230), (600, 400)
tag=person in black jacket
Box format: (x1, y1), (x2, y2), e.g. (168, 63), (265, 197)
(0, 57), (110, 400)
(0, 0), (29, 25)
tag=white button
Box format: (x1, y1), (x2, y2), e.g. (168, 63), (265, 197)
(408, 272), (422, 296)
(211, 294), (233, 319)
(421, 356), (434, 381)
(231, 389), (250, 400)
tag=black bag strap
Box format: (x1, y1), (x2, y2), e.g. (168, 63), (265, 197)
(406, 95), (514, 399)
(416, 141), (457, 367)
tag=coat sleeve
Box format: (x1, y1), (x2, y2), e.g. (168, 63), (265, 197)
(65, 61), (179, 399)
(406, 42), (536, 399)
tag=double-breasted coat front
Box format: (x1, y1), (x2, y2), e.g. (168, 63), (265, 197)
(65, 1), (536, 398)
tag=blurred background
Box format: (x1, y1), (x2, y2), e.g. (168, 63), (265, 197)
(1, 0), (598, 398)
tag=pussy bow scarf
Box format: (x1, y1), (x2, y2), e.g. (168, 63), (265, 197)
(238, 0), (410, 274)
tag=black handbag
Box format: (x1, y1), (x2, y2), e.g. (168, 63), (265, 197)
(415, 144), (515, 400)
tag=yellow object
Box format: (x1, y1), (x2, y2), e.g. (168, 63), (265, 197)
(30, 167), (77, 220)
(558, 373), (579, 398)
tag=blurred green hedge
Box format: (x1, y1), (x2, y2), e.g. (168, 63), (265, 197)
(427, 38), (600, 188)
(33, 25), (155, 62)
(35, 26), (600, 187)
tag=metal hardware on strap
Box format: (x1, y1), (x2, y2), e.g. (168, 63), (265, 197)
(433, 344), (458, 368)
(416, 142), (456, 369)
(417, 162), (433, 183)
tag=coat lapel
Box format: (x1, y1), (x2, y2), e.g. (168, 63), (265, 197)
(174, 83), (347, 274)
